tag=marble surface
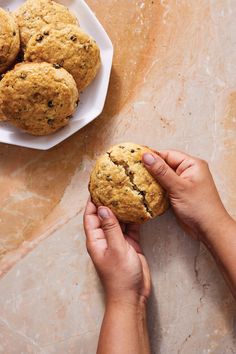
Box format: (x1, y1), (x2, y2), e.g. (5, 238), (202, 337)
(0, 0), (236, 353)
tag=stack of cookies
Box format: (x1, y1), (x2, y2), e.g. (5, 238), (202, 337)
(0, 0), (101, 136)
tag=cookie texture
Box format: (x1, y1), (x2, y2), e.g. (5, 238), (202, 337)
(0, 8), (20, 74)
(0, 104), (7, 122)
(0, 62), (79, 135)
(0, 83), (7, 121)
(25, 25), (101, 92)
(15, 0), (78, 49)
(89, 143), (169, 224)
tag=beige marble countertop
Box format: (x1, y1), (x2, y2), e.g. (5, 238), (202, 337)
(0, 0), (236, 353)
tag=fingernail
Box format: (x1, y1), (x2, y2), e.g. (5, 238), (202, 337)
(98, 207), (110, 219)
(143, 153), (156, 166)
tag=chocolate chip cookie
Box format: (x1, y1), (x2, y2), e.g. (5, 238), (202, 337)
(0, 8), (20, 74)
(89, 143), (169, 224)
(0, 62), (79, 135)
(25, 24), (101, 92)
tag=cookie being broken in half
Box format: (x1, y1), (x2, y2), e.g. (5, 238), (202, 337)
(89, 143), (169, 224)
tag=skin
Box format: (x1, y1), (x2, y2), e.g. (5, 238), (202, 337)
(83, 201), (151, 354)
(83, 149), (236, 354)
(142, 150), (236, 297)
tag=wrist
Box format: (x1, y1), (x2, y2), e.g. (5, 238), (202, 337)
(198, 210), (235, 244)
(105, 295), (148, 326)
(106, 291), (148, 310)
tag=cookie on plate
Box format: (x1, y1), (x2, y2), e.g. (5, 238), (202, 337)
(25, 25), (101, 92)
(0, 62), (79, 135)
(0, 107), (7, 122)
(15, 0), (78, 49)
(0, 102), (7, 122)
(89, 143), (169, 224)
(0, 8), (20, 74)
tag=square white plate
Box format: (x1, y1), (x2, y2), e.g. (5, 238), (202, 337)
(0, 0), (113, 150)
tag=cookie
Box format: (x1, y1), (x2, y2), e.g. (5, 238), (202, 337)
(0, 62), (79, 135)
(0, 83), (7, 122)
(15, 0), (78, 49)
(89, 143), (169, 224)
(25, 25), (101, 92)
(0, 8), (20, 74)
(0, 108), (7, 122)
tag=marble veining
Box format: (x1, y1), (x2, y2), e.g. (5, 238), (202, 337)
(0, 0), (236, 353)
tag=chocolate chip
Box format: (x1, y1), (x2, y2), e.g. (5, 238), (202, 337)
(131, 149), (135, 153)
(36, 34), (44, 42)
(70, 35), (77, 42)
(43, 30), (49, 35)
(83, 43), (91, 51)
(47, 119), (54, 126)
(53, 63), (61, 69)
(13, 31), (16, 36)
(19, 72), (27, 79)
(79, 62), (87, 69)
(47, 100), (53, 108)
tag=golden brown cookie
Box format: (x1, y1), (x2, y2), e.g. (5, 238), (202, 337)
(25, 25), (101, 92)
(15, 0), (78, 49)
(0, 62), (79, 135)
(0, 106), (7, 122)
(89, 143), (169, 224)
(0, 8), (20, 74)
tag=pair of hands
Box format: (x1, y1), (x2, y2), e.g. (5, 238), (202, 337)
(84, 150), (231, 305)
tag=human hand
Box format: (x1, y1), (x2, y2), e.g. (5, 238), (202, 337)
(83, 201), (151, 305)
(142, 150), (232, 240)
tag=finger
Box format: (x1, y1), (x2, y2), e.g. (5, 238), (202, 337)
(125, 224), (141, 243)
(125, 236), (142, 254)
(158, 150), (191, 170)
(83, 201), (101, 243)
(98, 207), (126, 250)
(175, 158), (196, 176)
(142, 152), (182, 191)
(139, 254), (151, 298)
(120, 222), (126, 233)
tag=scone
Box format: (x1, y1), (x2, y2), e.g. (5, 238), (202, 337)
(0, 83), (7, 122)
(0, 107), (7, 122)
(0, 8), (20, 74)
(0, 62), (79, 135)
(15, 0), (78, 49)
(89, 143), (169, 224)
(25, 25), (101, 92)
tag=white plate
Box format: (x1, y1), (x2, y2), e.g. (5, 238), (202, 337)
(0, 0), (113, 150)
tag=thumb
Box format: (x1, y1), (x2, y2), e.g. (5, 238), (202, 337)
(142, 152), (181, 192)
(98, 207), (126, 250)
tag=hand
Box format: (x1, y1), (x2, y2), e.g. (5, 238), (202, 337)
(142, 150), (232, 240)
(83, 201), (151, 305)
